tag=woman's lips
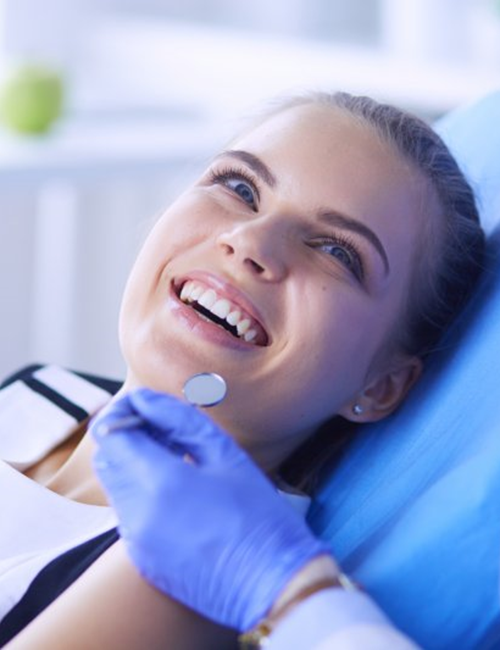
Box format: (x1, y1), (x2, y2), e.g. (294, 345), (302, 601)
(168, 280), (269, 350)
(172, 272), (270, 347)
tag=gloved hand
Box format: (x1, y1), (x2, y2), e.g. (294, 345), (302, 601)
(91, 388), (328, 631)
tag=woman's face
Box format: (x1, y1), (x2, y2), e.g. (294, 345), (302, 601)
(119, 104), (430, 471)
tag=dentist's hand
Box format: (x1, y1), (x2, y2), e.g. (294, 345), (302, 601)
(91, 388), (329, 631)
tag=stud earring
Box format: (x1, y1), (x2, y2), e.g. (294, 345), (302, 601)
(352, 404), (363, 416)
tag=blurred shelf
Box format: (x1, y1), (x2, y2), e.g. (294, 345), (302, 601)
(0, 112), (227, 184)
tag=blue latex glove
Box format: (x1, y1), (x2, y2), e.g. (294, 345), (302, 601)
(91, 388), (328, 631)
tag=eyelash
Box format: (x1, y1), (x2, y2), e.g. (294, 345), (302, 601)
(209, 166), (259, 210)
(313, 234), (365, 281)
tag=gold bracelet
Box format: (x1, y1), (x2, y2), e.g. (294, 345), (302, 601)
(238, 573), (359, 649)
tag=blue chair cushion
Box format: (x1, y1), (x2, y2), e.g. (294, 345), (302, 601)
(308, 90), (500, 650)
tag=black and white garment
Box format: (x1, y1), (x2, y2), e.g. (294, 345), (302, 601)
(0, 364), (121, 646)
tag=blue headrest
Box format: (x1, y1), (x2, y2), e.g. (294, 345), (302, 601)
(308, 91), (500, 650)
(437, 92), (500, 234)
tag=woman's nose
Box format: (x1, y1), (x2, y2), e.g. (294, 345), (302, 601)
(216, 216), (288, 282)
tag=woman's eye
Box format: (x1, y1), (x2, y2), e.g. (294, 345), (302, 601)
(209, 168), (259, 210)
(225, 178), (256, 206)
(315, 239), (364, 281)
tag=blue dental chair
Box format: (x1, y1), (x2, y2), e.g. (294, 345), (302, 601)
(309, 91), (500, 649)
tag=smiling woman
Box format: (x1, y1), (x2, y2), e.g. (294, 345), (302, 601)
(0, 91), (484, 649)
(117, 93), (482, 477)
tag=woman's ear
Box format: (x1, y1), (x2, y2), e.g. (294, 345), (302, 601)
(339, 355), (423, 423)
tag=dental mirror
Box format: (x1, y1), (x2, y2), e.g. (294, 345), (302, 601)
(94, 372), (227, 436)
(183, 372), (227, 407)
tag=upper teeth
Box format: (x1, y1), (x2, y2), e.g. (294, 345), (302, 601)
(180, 281), (259, 343)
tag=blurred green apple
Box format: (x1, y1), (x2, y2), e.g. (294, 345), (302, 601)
(0, 64), (64, 135)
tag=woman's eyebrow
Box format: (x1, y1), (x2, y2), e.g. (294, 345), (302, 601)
(214, 150), (277, 188)
(318, 209), (390, 275)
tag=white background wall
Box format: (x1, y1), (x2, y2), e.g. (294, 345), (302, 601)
(0, 0), (499, 381)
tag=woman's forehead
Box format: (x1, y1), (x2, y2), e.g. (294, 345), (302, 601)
(231, 103), (401, 179)
(234, 103), (373, 148)
(229, 103), (417, 208)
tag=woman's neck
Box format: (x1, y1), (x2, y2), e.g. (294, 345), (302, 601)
(44, 430), (109, 506)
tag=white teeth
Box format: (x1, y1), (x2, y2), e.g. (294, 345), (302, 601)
(237, 318), (251, 335)
(211, 299), (231, 319)
(226, 310), (241, 326)
(244, 329), (257, 342)
(190, 285), (204, 302)
(180, 281), (194, 302)
(179, 281), (263, 344)
(198, 289), (217, 310)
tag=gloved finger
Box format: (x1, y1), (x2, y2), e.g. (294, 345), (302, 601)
(90, 389), (240, 467)
(129, 388), (246, 466)
(90, 391), (193, 459)
(90, 393), (143, 439)
(93, 426), (190, 498)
